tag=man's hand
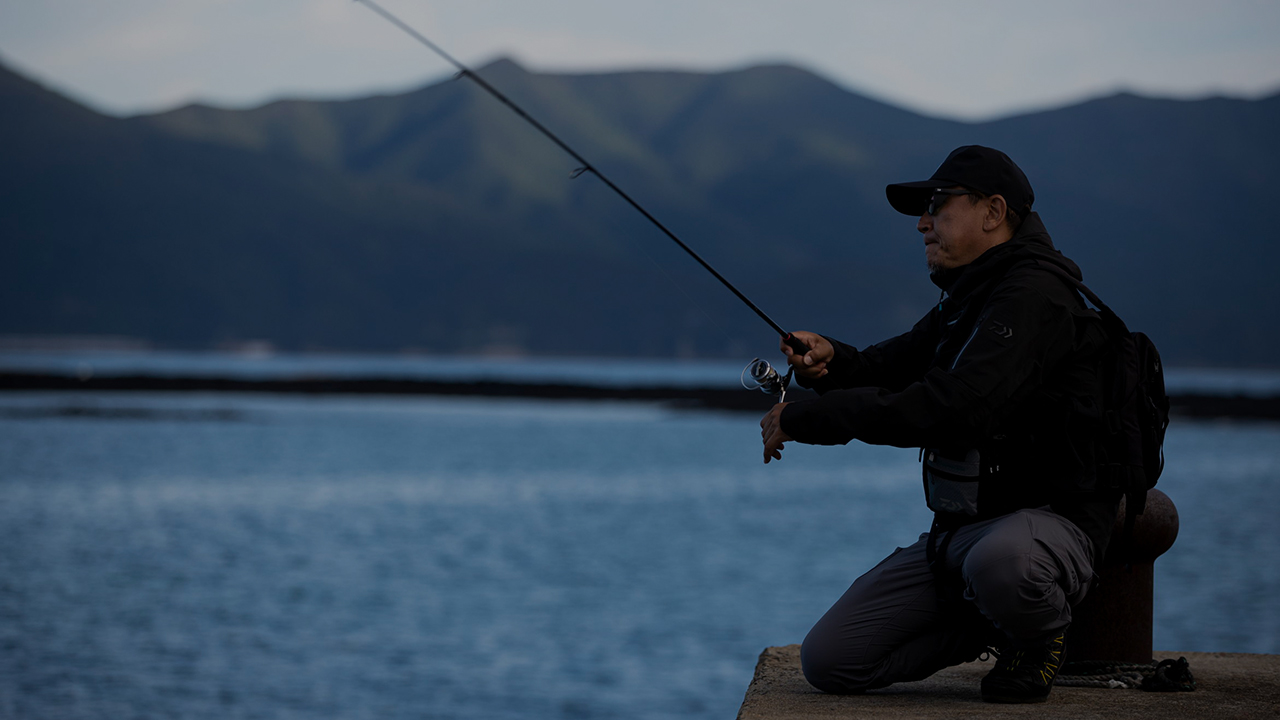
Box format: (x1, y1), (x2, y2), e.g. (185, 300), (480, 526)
(760, 402), (792, 464)
(780, 331), (834, 380)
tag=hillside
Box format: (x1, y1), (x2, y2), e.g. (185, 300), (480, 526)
(2, 59), (1277, 364)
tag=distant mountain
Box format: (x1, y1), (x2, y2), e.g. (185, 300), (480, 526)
(2, 59), (1277, 364)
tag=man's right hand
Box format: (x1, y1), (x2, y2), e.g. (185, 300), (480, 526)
(780, 331), (834, 379)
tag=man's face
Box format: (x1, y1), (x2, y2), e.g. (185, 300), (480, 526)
(918, 186), (992, 273)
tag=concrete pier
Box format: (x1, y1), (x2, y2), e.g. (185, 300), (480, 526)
(737, 644), (1280, 719)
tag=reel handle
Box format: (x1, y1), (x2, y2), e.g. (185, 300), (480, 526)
(782, 333), (810, 356)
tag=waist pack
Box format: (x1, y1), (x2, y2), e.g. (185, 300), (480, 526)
(922, 447), (986, 518)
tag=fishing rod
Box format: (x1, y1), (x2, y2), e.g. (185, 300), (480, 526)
(354, 0), (807, 395)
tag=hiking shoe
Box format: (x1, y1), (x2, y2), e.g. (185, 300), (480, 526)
(980, 630), (1066, 703)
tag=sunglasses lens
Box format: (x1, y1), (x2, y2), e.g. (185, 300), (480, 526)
(925, 190), (970, 215)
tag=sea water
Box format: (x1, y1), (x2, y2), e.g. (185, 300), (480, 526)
(1, 383), (1278, 718)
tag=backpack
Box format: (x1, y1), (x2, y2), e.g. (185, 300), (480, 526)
(1037, 263), (1171, 547)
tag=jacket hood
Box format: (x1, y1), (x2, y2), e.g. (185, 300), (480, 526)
(929, 212), (1082, 297)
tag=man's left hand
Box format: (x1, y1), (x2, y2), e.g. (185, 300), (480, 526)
(760, 402), (792, 464)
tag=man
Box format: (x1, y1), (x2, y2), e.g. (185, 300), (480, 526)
(758, 145), (1119, 703)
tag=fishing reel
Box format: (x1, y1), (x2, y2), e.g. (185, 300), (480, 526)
(741, 358), (795, 401)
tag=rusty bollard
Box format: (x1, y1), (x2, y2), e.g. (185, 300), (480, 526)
(1070, 488), (1179, 663)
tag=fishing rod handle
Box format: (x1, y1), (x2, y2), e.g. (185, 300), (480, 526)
(783, 333), (810, 356)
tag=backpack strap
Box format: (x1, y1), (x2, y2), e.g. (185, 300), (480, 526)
(1026, 260), (1149, 562)
(1026, 260), (1132, 337)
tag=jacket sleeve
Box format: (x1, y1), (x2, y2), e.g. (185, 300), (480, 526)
(781, 278), (1077, 449)
(797, 309), (940, 395)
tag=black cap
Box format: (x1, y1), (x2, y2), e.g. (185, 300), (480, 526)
(885, 145), (1034, 217)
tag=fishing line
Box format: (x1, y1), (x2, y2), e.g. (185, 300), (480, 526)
(353, 0), (809, 361)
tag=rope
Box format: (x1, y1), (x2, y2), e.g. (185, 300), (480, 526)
(1055, 666), (1150, 689)
(1055, 657), (1196, 691)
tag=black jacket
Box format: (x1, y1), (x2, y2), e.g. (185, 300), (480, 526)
(780, 213), (1119, 559)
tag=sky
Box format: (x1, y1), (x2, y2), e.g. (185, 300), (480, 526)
(1, 0), (1279, 121)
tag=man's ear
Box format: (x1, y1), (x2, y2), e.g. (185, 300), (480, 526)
(983, 194), (1009, 232)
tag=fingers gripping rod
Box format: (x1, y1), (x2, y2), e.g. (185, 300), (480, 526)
(354, 0), (808, 355)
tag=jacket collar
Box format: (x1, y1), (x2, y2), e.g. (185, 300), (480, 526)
(928, 212), (1080, 299)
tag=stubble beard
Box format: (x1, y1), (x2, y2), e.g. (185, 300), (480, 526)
(925, 248), (946, 274)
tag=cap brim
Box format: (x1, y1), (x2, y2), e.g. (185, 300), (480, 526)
(885, 180), (945, 216)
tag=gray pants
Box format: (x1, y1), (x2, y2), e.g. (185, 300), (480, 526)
(800, 508), (1094, 694)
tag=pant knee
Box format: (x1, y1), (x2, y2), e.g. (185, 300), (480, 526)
(961, 522), (1078, 640)
(800, 635), (872, 695)
(964, 552), (1043, 619)
(962, 515), (1038, 603)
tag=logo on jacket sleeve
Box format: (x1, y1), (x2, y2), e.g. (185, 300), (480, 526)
(988, 320), (1014, 339)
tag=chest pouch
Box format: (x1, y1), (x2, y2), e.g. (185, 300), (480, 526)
(922, 448), (984, 517)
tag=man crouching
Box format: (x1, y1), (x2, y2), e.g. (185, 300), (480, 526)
(760, 146), (1117, 703)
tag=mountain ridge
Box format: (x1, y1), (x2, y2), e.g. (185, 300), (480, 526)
(2, 58), (1276, 364)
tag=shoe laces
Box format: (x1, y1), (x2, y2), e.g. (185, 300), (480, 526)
(992, 633), (1065, 683)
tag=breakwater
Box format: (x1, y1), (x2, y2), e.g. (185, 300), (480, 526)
(2, 371), (1277, 419)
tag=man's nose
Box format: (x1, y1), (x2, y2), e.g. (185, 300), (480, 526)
(917, 214), (931, 234)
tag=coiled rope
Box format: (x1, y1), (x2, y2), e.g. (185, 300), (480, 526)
(1056, 657), (1197, 691)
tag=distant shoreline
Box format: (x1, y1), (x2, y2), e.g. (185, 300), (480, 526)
(0, 371), (788, 412)
(2, 372), (1278, 419)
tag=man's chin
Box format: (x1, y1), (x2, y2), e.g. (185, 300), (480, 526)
(925, 250), (946, 274)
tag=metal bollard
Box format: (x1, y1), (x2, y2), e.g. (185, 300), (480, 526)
(1070, 488), (1179, 663)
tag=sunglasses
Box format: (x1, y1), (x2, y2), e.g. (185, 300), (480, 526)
(926, 189), (978, 216)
